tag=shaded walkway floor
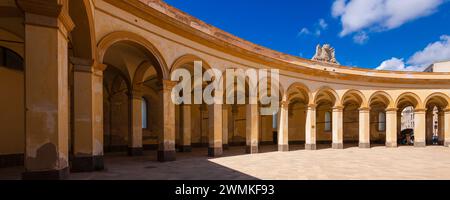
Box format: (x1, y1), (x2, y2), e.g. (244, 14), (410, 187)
(1, 145), (450, 180)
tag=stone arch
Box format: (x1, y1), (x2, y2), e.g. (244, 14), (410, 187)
(395, 92), (423, 109)
(369, 91), (394, 108)
(170, 54), (214, 93)
(423, 92), (450, 146)
(257, 75), (285, 100)
(424, 92), (450, 109)
(69, 0), (97, 61)
(314, 86), (340, 106)
(341, 90), (367, 147)
(132, 61), (155, 91)
(284, 82), (310, 148)
(286, 82), (310, 104)
(170, 54), (212, 73)
(97, 31), (169, 80)
(341, 89), (367, 108)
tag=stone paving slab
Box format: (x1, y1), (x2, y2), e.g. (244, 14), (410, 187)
(1, 145), (450, 180)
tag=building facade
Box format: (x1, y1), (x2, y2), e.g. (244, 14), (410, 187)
(1, 0), (450, 179)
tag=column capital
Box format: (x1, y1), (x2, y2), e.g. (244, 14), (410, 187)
(414, 108), (427, 113)
(359, 107), (370, 112)
(17, 0), (75, 33)
(307, 104), (317, 109)
(333, 106), (344, 112)
(280, 101), (289, 108)
(71, 58), (107, 76)
(17, 0), (61, 17)
(70, 57), (93, 72)
(386, 107), (398, 112)
(444, 108), (450, 113)
(161, 80), (177, 91)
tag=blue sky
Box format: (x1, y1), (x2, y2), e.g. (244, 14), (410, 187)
(164, 0), (450, 71)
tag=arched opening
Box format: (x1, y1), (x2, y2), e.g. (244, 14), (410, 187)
(142, 97), (148, 129)
(170, 55), (213, 155)
(100, 35), (167, 160)
(369, 92), (392, 147)
(103, 66), (131, 153)
(396, 93), (422, 146)
(424, 93), (449, 146)
(227, 76), (251, 153)
(0, 1), (26, 168)
(341, 90), (365, 148)
(286, 84), (310, 151)
(314, 87), (338, 149)
(0, 45), (24, 167)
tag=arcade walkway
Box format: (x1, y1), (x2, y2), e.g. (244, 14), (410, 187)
(1, 145), (450, 180)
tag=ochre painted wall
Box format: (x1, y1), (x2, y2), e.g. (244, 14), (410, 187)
(0, 67), (24, 155)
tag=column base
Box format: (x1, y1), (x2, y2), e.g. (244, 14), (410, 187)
(245, 145), (258, 154)
(208, 147), (223, 157)
(22, 167), (69, 180)
(71, 155), (104, 172)
(222, 144), (229, 150)
(305, 144), (316, 150)
(127, 147), (144, 156)
(178, 145), (192, 152)
(157, 150), (176, 162)
(386, 142), (397, 148)
(332, 143), (343, 149)
(414, 142), (426, 147)
(445, 141), (450, 147)
(359, 143), (371, 148)
(278, 144), (289, 152)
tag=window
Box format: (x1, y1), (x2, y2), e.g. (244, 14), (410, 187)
(324, 111), (332, 132)
(142, 98), (148, 129)
(272, 114), (278, 130)
(0, 47), (23, 70)
(378, 112), (386, 131)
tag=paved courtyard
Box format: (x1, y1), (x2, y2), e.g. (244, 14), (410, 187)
(1, 145), (450, 180)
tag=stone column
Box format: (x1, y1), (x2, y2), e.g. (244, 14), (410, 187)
(222, 105), (229, 150)
(385, 108), (398, 147)
(71, 58), (105, 172)
(18, 0), (74, 180)
(127, 90), (143, 156)
(208, 104), (223, 157)
(231, 105), (238, 145)
(278, 101), (289, 152)
(332, 106), (344, 149)
(444, 109), (450, 147)
(305, 104), (317, 150)
(426, 109), (434, 145)
(246, 104), (259, 154)
(414, 108), (426, 147)
(180, 104), (192, 152)
(438, 111), (445, 145)
(359, 107), (370, 148)
(157, 80), (177, 162)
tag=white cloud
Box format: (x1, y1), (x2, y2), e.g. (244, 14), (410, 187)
(376, 35), (450, 71)
(332, 0), (445, 36)
(332, 0), (347, 17)
(376, 57), (427, 71)
(318, 19), (328, 30)
(353, 32), (369, 44)
(408, 35), (450, 66)
(298, 28), (311, 36)
(298, 19), (329, 37)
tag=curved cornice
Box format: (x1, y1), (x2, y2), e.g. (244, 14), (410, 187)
(102, 0), (450, 85)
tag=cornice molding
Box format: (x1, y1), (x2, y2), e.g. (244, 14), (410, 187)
(16, 0), (74, 33)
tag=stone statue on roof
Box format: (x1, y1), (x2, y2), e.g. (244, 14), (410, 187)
(312, 44), (339, 64)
